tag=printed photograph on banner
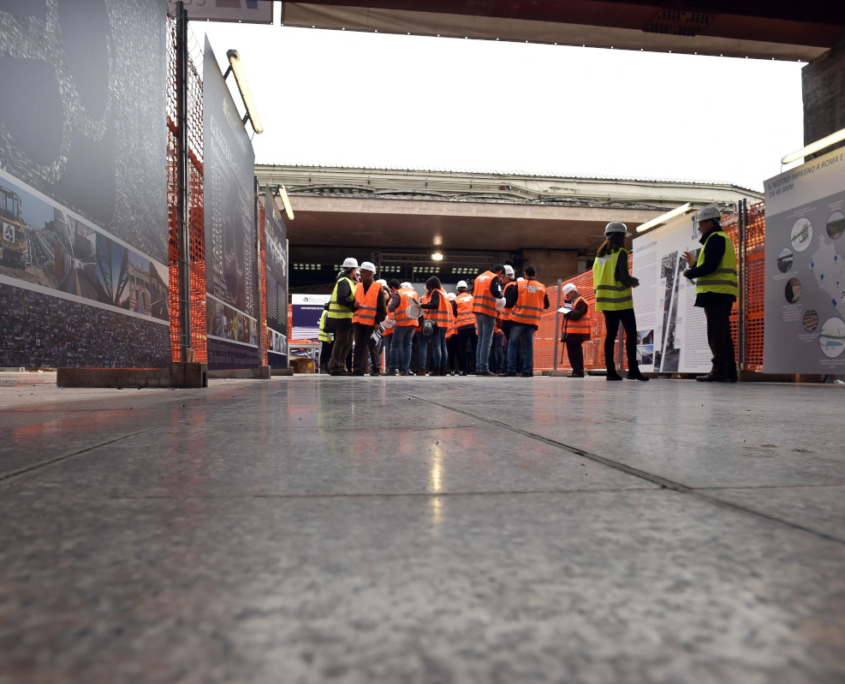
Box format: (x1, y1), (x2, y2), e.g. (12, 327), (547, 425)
(0, 175), (168, 321)
(207, 298), (258, 346)
(264, 189), (288, 340)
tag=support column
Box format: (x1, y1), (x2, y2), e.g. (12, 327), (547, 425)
(803, 40), (845, 157)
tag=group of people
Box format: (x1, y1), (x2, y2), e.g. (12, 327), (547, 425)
(316, 204), (738, 382)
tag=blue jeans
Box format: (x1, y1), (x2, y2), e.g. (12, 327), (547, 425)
(418, 327), (446, 370)
(508, 323), (535, 374)
(389, 325), (415, 372)
(475, 313), (496, 373)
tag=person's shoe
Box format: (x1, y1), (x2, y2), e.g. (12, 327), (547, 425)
(627, 370), (650, 382)
(384, 369), (398, 376)
(501, 371), (516, 377)
(696, 373), (730, 383)
(351, 371), (365, 376)
(521, 373), (533, 378)
(606, 371), (623, 381)
(370, 371), (381, 377)
(416, 369), (427, 376)
(477, 371), (497, 377)
(459, 371), (468, 377)
(399, 370), (410, 376)
(329, 370), (346, 376)
(568, 372), (585, 378)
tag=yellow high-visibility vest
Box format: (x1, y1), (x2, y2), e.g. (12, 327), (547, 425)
(592, 249), (633, 312)
(318, 310), (332, 342)
(695, 231), (738, 298)
(328, 276), (357, 320)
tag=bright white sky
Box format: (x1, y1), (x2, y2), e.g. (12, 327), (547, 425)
(190, 5), (805, 192)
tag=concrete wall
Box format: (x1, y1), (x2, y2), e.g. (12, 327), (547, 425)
(803, 41), (845, 156)
(519, 250), (579, 285)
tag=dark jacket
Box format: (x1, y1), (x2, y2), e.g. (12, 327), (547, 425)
(684, 230), (736, 307)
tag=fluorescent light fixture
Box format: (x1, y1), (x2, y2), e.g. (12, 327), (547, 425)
(226, 50), (263, 134)
(277, 186), (295, 221)
(781, 127), (845, 165)
(432, 252), (444, 261)
(636, 203), (693, 234)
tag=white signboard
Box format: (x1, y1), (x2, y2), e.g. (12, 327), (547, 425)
(632, 215), (712, 374)
(169, 0), (273, 24)
(763, 148), (845, 372)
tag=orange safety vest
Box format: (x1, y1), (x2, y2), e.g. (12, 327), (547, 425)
(455, 293), (475, 329)
(393, 287), (419, 327)
(472, 271), (500, 316)
(499, 281), (518, 322)
(352, 281), (381, 326)
(446, 302), (457, 338)
(564, 296), (591, 337)
(510, 279), (547, 326)
(381, 287), (394, 336)
(422, 289), (451, 326)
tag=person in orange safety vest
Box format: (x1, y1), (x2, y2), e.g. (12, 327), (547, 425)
(560, 282), (591, 378)
(503, 265), (549, 377)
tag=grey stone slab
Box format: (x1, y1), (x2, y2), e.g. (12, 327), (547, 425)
(1, 490), (844, 684)
(701, 486), (845, 541)
(4, 420), (650, 497)
(405, 378), (845, 489)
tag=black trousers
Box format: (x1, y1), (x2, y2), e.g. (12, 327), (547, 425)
(602, 308), (638, 371)
(704, 300), (737, 378)
(320, 341), (334, 373)
(328, 327), (354, 373)
(446, 334), (460, 371)
(457, 327), (477, 373)
(565, 336), (586, 375)
(352, 323), (377, 374)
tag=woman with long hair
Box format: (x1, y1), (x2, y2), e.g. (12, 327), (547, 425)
(592, 222), (649, 381)
(419, 276), (452, 376)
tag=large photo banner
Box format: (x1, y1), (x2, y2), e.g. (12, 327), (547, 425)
(0, 0), (170, 369)
(292, 294), (331, 341)
(203, 37), (258, 370)
(764, 149), (845, 373)
(632, 216), (712, 374)
(264, 190), (288, 368)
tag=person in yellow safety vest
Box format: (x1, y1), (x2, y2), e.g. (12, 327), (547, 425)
(560, 282), (591, 378)
(445, 292), (460, 375)
(502, 265), (550, 376)
(419, 276), (453, 376)
(385, 281), (419, 376)
(683, 204), (739, 383)
(472, 264), (506, 376)
(592, 222), (649, 382)
(351, 262), (386, 376)
(327, 257), (359, 375)
(318, 302), (334, 374)
(453, 281), (477, 376)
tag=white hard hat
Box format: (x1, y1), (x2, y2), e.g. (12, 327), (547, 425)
(457, 280), (468, 289)
(376, 279), (387, 286)
(342, 257), (359, 269)
(563, 283), (578, 295)
(696, 204), (722, 223)
(605, 221), (631, 237)
(360, 261), (376, 273)
(517, 277), (525, 282)
(400, 282), (413, 289)
(447, 293), (456, 301)
(504, 265), (515, 277)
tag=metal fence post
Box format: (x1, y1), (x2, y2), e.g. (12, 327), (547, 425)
(254, 176), (264, 366)
(175, 1), (192, 363)
(553, 279), (562, 372)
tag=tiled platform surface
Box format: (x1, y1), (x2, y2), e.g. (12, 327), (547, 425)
(1, 373), (844, 683)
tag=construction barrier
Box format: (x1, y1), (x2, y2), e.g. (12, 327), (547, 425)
(543, 202), (766, 374)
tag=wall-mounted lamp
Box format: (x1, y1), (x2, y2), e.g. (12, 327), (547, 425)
(225, 49), (263, 134)
(277, 185), (294, 220)
(636, 203), (693, 234)
(781, 127), (845, 165)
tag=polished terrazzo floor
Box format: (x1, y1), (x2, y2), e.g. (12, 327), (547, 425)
(1, 374), (844, 683)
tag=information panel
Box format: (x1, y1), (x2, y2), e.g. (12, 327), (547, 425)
(763, 148), (845, 373)
(632, 216), (712, 374)
(0, 0), (170, 369)
(264, 190), (288, 368)
(203, 36), (258, 370)
(168, 0), (273, 24)
(292, 294), (331, 340)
